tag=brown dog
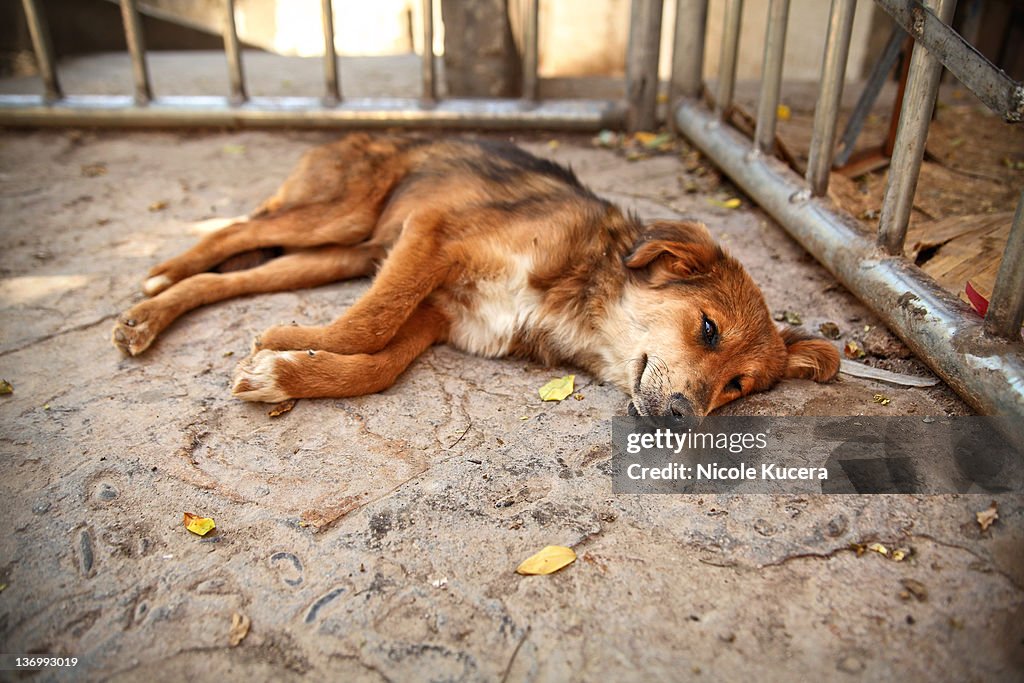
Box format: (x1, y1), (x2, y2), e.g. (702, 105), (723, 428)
(112, 134), (839, 416)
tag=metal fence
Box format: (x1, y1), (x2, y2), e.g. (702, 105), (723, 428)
(3, 0), (666, 130)
(670, 0), (1024, 427)
(2, 0), (1023, 425)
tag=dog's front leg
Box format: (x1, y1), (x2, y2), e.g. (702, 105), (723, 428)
(233, 302), (449, 401)
(254, 209), (451, 355)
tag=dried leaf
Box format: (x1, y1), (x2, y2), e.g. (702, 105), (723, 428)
(819, 322), (841, 339)
(891, 547), (910, 562)
(183, 512), (216, 536)
(844, 340), (866, 359)
(228, 612), (250, 647)
(223, 144), (246, 155)
(546, 139), (561, 150)
(900, 578), (928, 601)
(783, 310), (802, 325)
(538, 375), (575, 402)
(976, 501), (998, 531)
(81, 163), (107, 177)
(516, 545), (577, 575)
(573, 393), (585, 401)
(709, 197), (742, 209)
(633, 131), (658, 146)
(0, 583), (6, 592)
(776, 104), (791, 121)
(867, 542), (888, 556)
(268, 399), (296, 418)
(0, 379), (12, 395)
(849, 542), (866, 556)
(872, 393), (891, 406)
(641, 132), (673, 150)
(148, 200), (168, 212)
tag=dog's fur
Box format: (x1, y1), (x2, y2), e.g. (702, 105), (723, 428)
(112, 134), (839, 416)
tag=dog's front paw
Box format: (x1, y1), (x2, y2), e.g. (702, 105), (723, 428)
(111, 305), (161, 356)
(232, 350), (298, 403)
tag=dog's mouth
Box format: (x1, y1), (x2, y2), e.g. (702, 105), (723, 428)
(628, 353), (701, 421)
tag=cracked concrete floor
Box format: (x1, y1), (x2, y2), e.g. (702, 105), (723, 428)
(0, 129), (1021, 681)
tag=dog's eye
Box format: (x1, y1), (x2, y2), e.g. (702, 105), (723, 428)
(701, 315), (719, 348)
(726, 376), (744, 394)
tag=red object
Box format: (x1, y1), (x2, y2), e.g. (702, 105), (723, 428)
(965, 281), (989, 316)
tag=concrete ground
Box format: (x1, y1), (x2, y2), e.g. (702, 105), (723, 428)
(0, 127), (1021, 681)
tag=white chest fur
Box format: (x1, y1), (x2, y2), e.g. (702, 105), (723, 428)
(442, 253), (543, 358)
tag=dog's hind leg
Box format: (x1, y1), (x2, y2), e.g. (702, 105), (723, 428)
(113, 244), (382, 356)
(143, 202), (380, 296)
(253, 209), (450, 355)
(232, 302), (449, 402)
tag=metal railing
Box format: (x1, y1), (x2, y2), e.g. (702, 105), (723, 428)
(2, 0), (667, 130)
(670, 0), (1024, 430)
(3, 0), (1023, 428)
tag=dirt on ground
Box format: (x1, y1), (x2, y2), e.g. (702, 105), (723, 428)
(0, 128), (1021, 681)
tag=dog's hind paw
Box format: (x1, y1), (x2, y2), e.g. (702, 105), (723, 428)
(232, 350), (296, 403)
(111, 311), (157, 356)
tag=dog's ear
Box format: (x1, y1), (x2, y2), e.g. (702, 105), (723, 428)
(625, 220), (721, 283)
(782, 328), (840, 382)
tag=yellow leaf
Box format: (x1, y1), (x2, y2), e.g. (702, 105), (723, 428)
(776, 104), (791, 121)
(547, 139), (560, 149)
(538, 375), (575, 402)
(0, 379), (12, 395)
(516, 545), (577, 575)
(709, 197), (741, 209)
(183, 512), (216, 536)
(633, 131), (657, 145)
(867, 542), (888, 556)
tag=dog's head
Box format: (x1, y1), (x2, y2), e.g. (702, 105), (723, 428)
(621, 220), (839, 418)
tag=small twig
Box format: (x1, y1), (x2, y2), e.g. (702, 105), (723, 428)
(500, 626), (531, 683)
(446, 421), (472, 449)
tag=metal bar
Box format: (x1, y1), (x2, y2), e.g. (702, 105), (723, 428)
(119, 0), (152, 104)
(321, 0), (340, 104)
(223, 0), (247, 104)
(522, 0), (539, 101)
(874, 0), (1023, 123)
(714, 0), (743, 118)
(675, 98), (1024, 432)
(625, 0), (664, 131)
(805, 0), (856, 196)
(668, 0), (709, 104)
(0, 94), (626, 130)
(834, 23), (905, 166)
(20, 0), (61, 101)
(877, 0), (957, 255)
(754, 0), (790, 154)
(421, 0), (436, 102)
(985, 192), (1024, 338)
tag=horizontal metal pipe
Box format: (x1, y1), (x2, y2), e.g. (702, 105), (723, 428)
(21, 0), (61, 100)
(805, 0), (856, 196)
(875, 0), (1024, 122)
(985, 191), (1024, 338)
(321, 0), (340, 103)
(715, 0), (743, 118)
(877, 0), (956, 255)
(675, 98), (1024, 436)
(224, 0), (247, 104)
(119, 0), (152, 104)
(669, 0), (709, 104)
(754, 0), (790, 154)
(522, 0), (539, 101)
(0, 94), (626, 130)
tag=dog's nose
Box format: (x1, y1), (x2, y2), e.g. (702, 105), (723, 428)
(668, 393), (695, 417)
